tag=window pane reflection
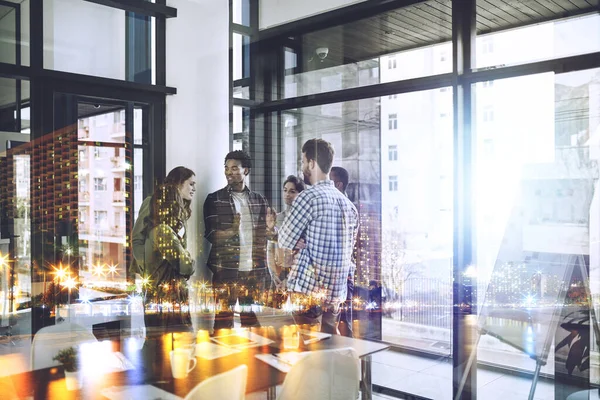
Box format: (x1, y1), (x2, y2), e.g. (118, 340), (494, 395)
(279, 88), (453, 352)
(474, 69), (600, 396)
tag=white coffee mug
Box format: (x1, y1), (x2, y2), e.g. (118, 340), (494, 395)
(170, 348), (197, 379)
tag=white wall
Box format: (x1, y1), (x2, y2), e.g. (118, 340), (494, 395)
(165, 0), (229, 268)
(259, 0), (366, 30)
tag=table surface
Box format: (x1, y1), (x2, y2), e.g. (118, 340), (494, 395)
(9, 328), (390, 399)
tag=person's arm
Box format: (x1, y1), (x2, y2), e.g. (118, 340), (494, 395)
(148, 224), (195, 277)
(278, 193), (311, 250)
(203, 194), (239, 243)
(131, 196), (151, 264)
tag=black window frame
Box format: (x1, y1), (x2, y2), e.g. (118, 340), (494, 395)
(0, 0), (176, 334)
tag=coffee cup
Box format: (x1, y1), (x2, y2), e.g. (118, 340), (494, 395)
(170, 348), (197, 379)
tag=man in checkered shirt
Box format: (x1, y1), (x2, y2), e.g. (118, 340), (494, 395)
(275, 138), (359, 334)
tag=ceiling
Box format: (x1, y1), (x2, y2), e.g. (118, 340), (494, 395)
(78, 103), (124, 119)
(300, 0), (599, 66)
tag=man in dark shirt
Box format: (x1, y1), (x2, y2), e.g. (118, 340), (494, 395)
(330, 166), (355, 337)
(204, 151), (270, 328)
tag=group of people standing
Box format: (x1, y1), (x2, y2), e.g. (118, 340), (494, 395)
(130, 138), (359, 337)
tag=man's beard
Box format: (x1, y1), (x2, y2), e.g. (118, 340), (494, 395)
(302, 171), (311, 185)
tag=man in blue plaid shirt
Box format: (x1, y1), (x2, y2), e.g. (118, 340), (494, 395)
(274, 139), (359, 334)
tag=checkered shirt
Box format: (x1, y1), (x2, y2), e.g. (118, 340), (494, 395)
(278, 180), (359, 303)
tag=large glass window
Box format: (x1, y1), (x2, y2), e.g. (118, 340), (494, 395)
(0, 0), (29, 66)
(77, 108), (130, 289)
(43, 0), (154, 82)
(277, 86), (454, 353)
(474, 68), (600, 397)
(281, 0), (452, 99)
(476, 6), (600, 69)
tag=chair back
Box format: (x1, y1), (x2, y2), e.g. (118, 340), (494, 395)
(278, 347), (360, 400)
(184, 364), (248, 400)
(31, 322), (97, 370)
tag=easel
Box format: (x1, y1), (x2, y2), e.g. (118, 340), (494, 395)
(455, 254), (600, 400)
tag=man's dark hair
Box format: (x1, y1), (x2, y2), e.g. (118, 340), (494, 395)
(283, 175), (306, 192)
(330, 166), (349, 192)
(224, 150), (252, 169)
(301, 138), (334, 174)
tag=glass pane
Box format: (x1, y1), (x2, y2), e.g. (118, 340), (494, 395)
(273, 90), (453, 397)
(43, 0), (154, 81)
(476, 10), (600, 69)
(133, 107), (143, 145)
(78, 144), (128, 287)
(281, 0), (451, 99)
(0, 0), (29, 66)
(232, 0), (250, 26)
(0, 141), (32, 357)
(232, 138), (243, 151)
(474, 69), (600, 397)
(233, 105), (249, 135)
(233, 85), (250, 99)
(126, 12), (153, 84)
(0, 78), (18, 132)
(78, 105), (126, 144)
(233, 33), (250, 80)
(133, 148), (143, 219)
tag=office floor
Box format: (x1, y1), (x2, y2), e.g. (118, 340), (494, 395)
(369, 349), (559, 400)
(247, 349), (558, 400)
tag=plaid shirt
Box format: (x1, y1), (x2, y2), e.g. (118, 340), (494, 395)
(203, 185), (269, 271)
(278, 180), (358, 303)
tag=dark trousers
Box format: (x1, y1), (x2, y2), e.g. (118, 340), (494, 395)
(212, 267), (269, 329)
(339, 277), (354, 337)
(292, 301), (341, 335)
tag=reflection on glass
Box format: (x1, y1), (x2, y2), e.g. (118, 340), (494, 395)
(78, 107), (126, 144)
(476, 14), (600, 69)
(232, 0), (250, 26)
(474, 69), (600, 396)
(232, 33), (250, 81)
(0, 130), (32, 353)
(380, 87), (453, 353)
(0, 0), (29, 66)
(281, 89), (453, 354)
(43, 0), (127, 80)
(233, 85), (250, 99)
(133, 148), (143, 219)
(77, 110), (129, 290)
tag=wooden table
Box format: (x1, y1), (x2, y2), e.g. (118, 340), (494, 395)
(8, 328), (389, 400)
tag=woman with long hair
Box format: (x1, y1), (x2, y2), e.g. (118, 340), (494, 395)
(142, 184), (195, 331)
(130, 167), (196, 278)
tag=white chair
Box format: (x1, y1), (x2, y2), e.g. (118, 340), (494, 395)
(277, 347), (360, 400)
(31, 322), (98, 370)
(184, 364), (248, 400)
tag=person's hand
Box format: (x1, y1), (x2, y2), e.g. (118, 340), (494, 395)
(266, 207), (277, 230)
(293, 238), (306, 252)
(215, 214), (241, 241)
(232, 213), (241, 231)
